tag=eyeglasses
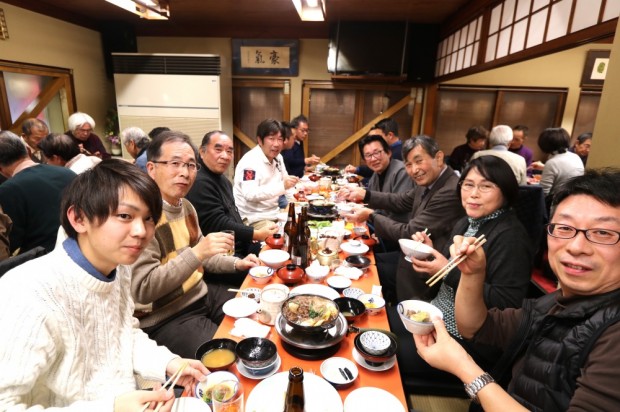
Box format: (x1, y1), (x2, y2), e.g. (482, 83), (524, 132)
(264, 136), (284, 143)
(546, 223), (620, 245)
(459, 181), (498, 193)
(152, 160), (200, 172)
(363, 150), (384, 160)
(76, 127), (92, 134)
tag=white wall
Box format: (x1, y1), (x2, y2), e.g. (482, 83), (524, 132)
(0, 2), (114, 137)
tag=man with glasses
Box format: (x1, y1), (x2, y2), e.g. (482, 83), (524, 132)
(130, 130), (259, 358)
(415, 169), (620, 411)
(359, 133), (413, 229)
(65, 112), (111, 159)
(345, 117), (403, 182)
(281, 114), (320, 178)
(340, 135), (464, 303)
(234, 119), (299, 229)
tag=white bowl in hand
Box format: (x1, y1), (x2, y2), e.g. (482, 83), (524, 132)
(398, 239), (433, 261)
(397, 299), (443, 335)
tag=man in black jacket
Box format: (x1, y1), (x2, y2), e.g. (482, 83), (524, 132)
(186, 131), (278, 259)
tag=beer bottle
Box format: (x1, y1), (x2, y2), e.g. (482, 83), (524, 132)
(284, 366), (305, 412)
(283, 205), (297, 255)
(297, 207), (310, 268)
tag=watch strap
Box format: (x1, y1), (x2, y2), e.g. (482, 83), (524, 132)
(464, 372), (494, 403)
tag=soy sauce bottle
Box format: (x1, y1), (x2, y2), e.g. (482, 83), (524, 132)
(284, 366), (305, 412)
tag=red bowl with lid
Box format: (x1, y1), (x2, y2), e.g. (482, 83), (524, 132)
(265, 233), (285, 249)
(276, 263), (305, 285)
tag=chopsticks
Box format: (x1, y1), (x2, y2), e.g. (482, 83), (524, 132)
(139, 361), (188, 412)
(425, 235), (487, 287)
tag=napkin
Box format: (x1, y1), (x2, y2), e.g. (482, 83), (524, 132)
(334, 265), (363, 280)
(230, 317), (270, 339)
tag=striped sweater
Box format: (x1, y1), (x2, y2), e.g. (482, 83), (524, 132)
(130, 199), (236, 328)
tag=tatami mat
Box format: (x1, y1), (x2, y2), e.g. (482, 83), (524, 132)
(409, 394), (471, 412)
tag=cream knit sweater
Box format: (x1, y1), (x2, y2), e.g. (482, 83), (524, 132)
(0, 244), (177, 411)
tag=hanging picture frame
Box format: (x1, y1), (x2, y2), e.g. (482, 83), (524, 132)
(580, 50), (611, 89)
(232, 39), (299, 76)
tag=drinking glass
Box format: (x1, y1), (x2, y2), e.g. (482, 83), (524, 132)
(211, 380), (243, 412)
(222, 230), (235, 256)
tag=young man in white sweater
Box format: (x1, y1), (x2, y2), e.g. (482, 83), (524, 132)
(0, 159), (208, 411)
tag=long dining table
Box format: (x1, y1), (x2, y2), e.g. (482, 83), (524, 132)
(212, 239), (408, 410)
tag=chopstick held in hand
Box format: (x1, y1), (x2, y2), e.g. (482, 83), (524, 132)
(426, 235), (486, 287)
(139, 361), (189, 412)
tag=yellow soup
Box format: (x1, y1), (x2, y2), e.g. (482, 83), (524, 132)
(201, 348), (236, 369)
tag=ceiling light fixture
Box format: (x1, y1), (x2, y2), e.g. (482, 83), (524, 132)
(105, 0), (170, 20)
(291, 0), (326, 21)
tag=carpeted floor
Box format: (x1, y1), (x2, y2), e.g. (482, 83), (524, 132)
(409, 394), (471, 412)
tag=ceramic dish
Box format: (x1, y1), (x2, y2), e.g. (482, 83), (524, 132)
(171, 397), (212, 412)
(258, 249), (290, 268)
(240, 287), (261, 302)
(342, 287), (365, 299)
(235, 354), (281, 380)
(397, 299), (443, 335)
(222, 297), (258, 318)
(344, 387), (405, 412)
(326, 275), (352, 292)
(245, 371), (343, 412)
(340, 241), (369, 257)
(289, 283), (340, 300)
(320, 357), (359, 389)
(351, 347), (396, 372)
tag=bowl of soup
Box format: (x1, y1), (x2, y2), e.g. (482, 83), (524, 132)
(196, 338), (238, 371)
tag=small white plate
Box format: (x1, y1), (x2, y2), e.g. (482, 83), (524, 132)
(172, 396), (212, 412)
(290, 283), (340, 300)
(235, 354), (281, 380)
(306, 194), (325, 200)
(351, 347), (396, 372)
(344, 387), (405, 412)
(222, 297), (259, 318)
(320, 357), (358, 386)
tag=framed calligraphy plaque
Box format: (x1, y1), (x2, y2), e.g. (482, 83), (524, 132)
(232, 39), (299, 76)
(580, 50), (610, 89)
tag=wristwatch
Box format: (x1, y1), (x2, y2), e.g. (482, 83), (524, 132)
(464, 372), (494, 403)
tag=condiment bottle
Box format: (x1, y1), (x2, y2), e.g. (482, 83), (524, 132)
(283, 205), (297, 254)
(284, 366), (305, 412)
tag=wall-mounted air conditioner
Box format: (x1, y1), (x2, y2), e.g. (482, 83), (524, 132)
(112, 53), (222, 156)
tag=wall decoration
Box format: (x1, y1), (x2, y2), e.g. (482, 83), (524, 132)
(580, 50), (611, 89)
(232, 39), (299, 76)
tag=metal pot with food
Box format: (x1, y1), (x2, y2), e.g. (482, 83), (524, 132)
(280, 294), (340, 333)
